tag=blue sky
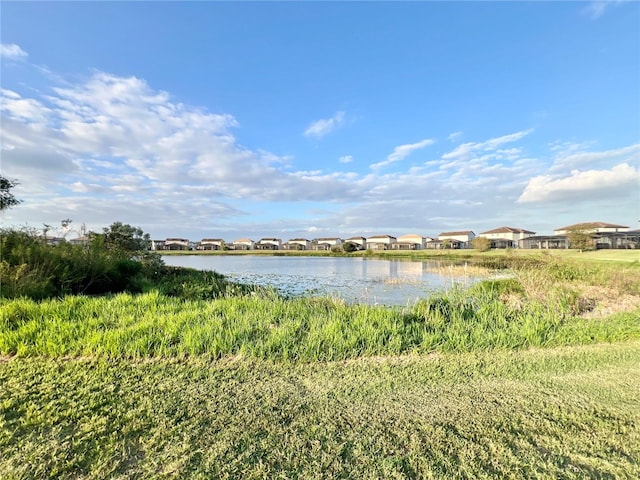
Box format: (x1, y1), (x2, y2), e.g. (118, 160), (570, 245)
(1, 1), (638, 240)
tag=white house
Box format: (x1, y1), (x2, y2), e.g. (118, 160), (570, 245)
(164, 238), (190, 250)
(478, 227), (535, 248)
(366, 235), (397, 250)
(554, 222), (629, 235)
(314, 237), (343, 251)
(196, 238), (225, 250)
(438, 231), (475, 248)
(255, 238), (281, 250)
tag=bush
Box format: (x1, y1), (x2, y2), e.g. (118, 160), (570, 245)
(343, 241), (358, 253)
(471, 237), (491, 252)
(0, 227), (155, 299)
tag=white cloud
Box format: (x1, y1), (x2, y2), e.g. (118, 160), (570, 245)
(442, 129), (533, 160)
(339, 155), (353, 164)
(370, 138), (435, 170)
(448, 131), (462, 142)
(583, 0), (624, 19)
(550, 143), (639, 172)
(517, 162), (638, 203)
(303, 111), (345, 138)
(0, 43), (28, 59)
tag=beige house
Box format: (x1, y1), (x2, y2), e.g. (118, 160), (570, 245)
(232, 238), (254, 250)
(282, 238), (311, 250)
(478, 227), (535, 248)
(366, 235), (397, 250)
(391, 234), (427, 250)
(196, 238), (225, 250)
(554, 222), (629, 235)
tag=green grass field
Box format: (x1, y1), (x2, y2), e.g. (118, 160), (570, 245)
(1, 256), (639, 478)
(2, 342), (639, 479)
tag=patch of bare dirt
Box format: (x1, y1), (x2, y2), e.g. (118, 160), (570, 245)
(576, 285), (640, 319)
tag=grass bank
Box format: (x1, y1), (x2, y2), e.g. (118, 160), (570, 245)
(2, 290), (639, 360)
(1, 341), (639, 478)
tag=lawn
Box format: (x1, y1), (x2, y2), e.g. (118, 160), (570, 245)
(1, 341), (639, 479)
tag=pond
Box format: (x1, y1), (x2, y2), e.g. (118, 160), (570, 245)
(163, 255), (489, 306)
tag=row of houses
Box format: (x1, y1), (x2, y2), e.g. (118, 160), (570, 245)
(151, 222), (640, 251)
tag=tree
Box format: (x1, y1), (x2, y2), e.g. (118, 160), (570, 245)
(471, 236), (491, 252)
(343, 241), (358, 253)
(441, 239), (453, 250)
(566, 228), (593, 251)
(0, 175), (21, 211)
(97, 222), (151, 256)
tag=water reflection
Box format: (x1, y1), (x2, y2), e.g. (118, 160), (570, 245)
(162, 255), (484, 306)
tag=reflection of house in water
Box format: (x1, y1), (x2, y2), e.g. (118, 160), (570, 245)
(395, 261), (423, 277)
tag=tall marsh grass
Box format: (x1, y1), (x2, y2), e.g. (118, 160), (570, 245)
(2, 283), (638, 360)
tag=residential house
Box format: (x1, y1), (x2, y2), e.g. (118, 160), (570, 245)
(164, 238), (190, 251)
(366, 235), (397, 250)
(68, 235), (91, 246)
(438, 231), (475, 249)
(232, 238), (254, 250)
(519, 235), (569, 250)
(425, 238), (465, 249)
(478, 227), (535, 249)
(196, 238), (225, 250)
(521, 227), (639, 250)
(282, 238), (311, 250)
(391, 234), (427, 250)
(255, 238), (281, 250)
(591, 230), (640, 249)
(151, 240), (166, 251)
(313, 237), (343, 251)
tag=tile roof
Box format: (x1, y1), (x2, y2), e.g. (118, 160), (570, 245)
(480, 226), (535, 234)
(556, 222), (629, 231)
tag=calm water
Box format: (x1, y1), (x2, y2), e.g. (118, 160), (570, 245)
(163, 255), (484, 306)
